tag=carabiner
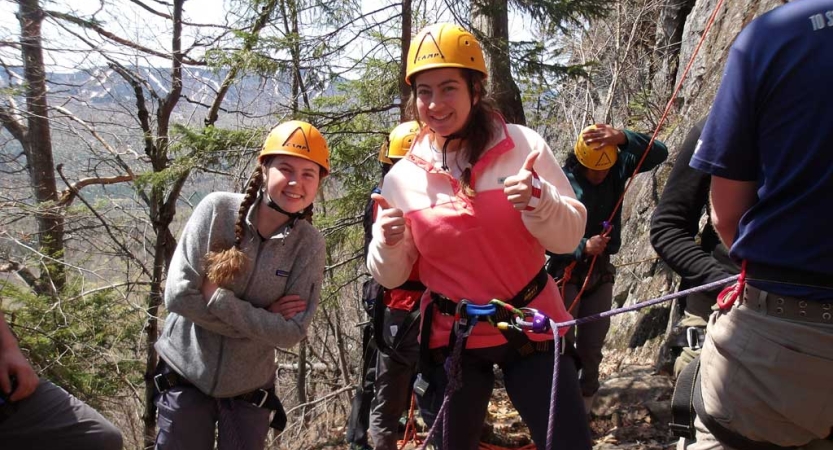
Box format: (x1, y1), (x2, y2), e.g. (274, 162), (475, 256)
(514, 308), (552, 334)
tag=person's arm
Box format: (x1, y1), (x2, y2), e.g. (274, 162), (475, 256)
(517, 130), (588, 254)
(366, 175), (419, 289)
(619, 128), (669, 174)
(709, 176), (758, 248)
(650, 120), (735, 288)
(0, 312), (38, 401)
(163, 195), (246, 337)
(207, 237), (326, 349)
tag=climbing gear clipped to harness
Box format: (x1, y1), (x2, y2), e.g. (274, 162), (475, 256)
(259, 120), (330, 176)
(154, 369), (287, 431)
(717, 260), (747, 310)
(405, 23), (487, 85)
(415, 269), (550, 396)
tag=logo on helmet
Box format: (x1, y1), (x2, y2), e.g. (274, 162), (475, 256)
(594, 152), (614, 168)
(282, 127), (311, 152)
(413, 33), (444, 64)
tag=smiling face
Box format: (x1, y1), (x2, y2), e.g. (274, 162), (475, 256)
(414, 68), (475, 142)
(262, 155), (321, 214)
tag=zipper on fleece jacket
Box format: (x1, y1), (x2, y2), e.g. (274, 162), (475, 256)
(208, 232), (269, 396)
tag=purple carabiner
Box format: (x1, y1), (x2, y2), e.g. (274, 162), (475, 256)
(531, 310), (551, 334)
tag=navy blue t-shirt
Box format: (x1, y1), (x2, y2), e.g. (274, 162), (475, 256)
(690, 0), (833, 300)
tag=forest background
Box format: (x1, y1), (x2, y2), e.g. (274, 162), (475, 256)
(0, 0), (784, 448)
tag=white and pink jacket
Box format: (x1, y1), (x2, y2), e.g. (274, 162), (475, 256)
(367, 116), (587, 350)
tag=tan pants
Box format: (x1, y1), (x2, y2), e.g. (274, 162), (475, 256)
(685, 292), (833, 449)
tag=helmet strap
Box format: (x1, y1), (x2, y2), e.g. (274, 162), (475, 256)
(440, 134), (461, 172)
(263, 189), (305, 222)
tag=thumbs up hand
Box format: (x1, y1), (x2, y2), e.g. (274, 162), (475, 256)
(372, 193), (407, 246)
(503, 151), (541, 211)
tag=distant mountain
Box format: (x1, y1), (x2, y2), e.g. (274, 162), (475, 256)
(1, 66), (336, 115)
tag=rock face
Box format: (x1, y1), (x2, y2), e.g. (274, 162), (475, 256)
(586, 2), (785, 445)
(604, 0), (784, 372)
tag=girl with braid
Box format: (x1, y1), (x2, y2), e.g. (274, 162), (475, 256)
(153, 120), (329, 449)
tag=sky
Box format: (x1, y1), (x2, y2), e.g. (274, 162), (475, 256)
(0, 0), (535, 72)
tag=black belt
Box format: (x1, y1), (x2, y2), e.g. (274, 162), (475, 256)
(417, 267), (550, 381)
(397, 280), (426, 292)
(154, 370), (287, 431)
(430, 268), (549, 320)
(746, 261), (833, 290)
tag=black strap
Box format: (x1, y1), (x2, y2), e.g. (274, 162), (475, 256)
(692, 363), (797, 450)
(746, 261), (833, 290)
(397, 280), (426, 292)
(669, 355), (700, 439)
(372, 283), (423, 362)
(417, 302), (436, 378)
(236, 389), (287, 431)
(431, 268), (549, 356)
(431, 268), (549, 318)
(154, 370), (287, 431)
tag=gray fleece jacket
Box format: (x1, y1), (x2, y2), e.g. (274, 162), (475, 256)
(156, 192), (326, 398)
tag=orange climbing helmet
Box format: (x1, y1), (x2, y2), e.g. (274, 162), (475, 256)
(379, 121), (420, 164)
(405, 23), (487, 85)
(574, 125), (618, 171)
(259, 120), (330, 176)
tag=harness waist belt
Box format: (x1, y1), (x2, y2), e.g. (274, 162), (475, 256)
(154, 371), (287, 431)
(743, 285), (833, 325)
(395, 280), (426, 292)
(746, 262), (833, 289)
(430, 267), (549, 320)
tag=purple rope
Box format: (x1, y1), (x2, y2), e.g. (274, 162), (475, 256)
(419, 274), (740, 450)
(554, 274), (739, 330)
(545, 332), (561, 450)
(419, 328), (467, 450)
(543, 274), (738, 450)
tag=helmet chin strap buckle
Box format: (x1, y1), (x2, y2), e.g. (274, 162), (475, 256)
(263, 190), (305, 221)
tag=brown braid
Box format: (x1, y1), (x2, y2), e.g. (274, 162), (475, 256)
(205, 165), (264, 287)
(408, 69), (500, 197)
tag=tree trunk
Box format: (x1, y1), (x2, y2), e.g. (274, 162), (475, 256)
(17, 0), (65, 294)
(142, 1), (186, 447)
(471, 0), (526, 125)
(400, 0), (412, 121)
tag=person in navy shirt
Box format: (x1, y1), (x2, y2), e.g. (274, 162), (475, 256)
(688, 1), (833, 448)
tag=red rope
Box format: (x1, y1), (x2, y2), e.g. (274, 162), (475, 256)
(397, 393), (422, 450)
(558, 0), (727, 317)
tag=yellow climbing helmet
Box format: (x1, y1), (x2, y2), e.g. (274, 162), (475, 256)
(259, 120), (330, 176)
(379, 121), (420, 164)
(574, 125), (618, 171)
(405, 23), (487, 85)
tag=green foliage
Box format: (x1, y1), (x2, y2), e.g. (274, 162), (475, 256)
(510, 0), (610, 34)
(1, 281), (145, 408)
(170, 124), (261, 168)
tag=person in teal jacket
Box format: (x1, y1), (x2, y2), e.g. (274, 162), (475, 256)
(546, 124), (668, 412)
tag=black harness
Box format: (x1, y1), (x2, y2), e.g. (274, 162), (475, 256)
(414, 268), (556, 396)
(372, 279), (425, 365)
(154, 367), (287, 431)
